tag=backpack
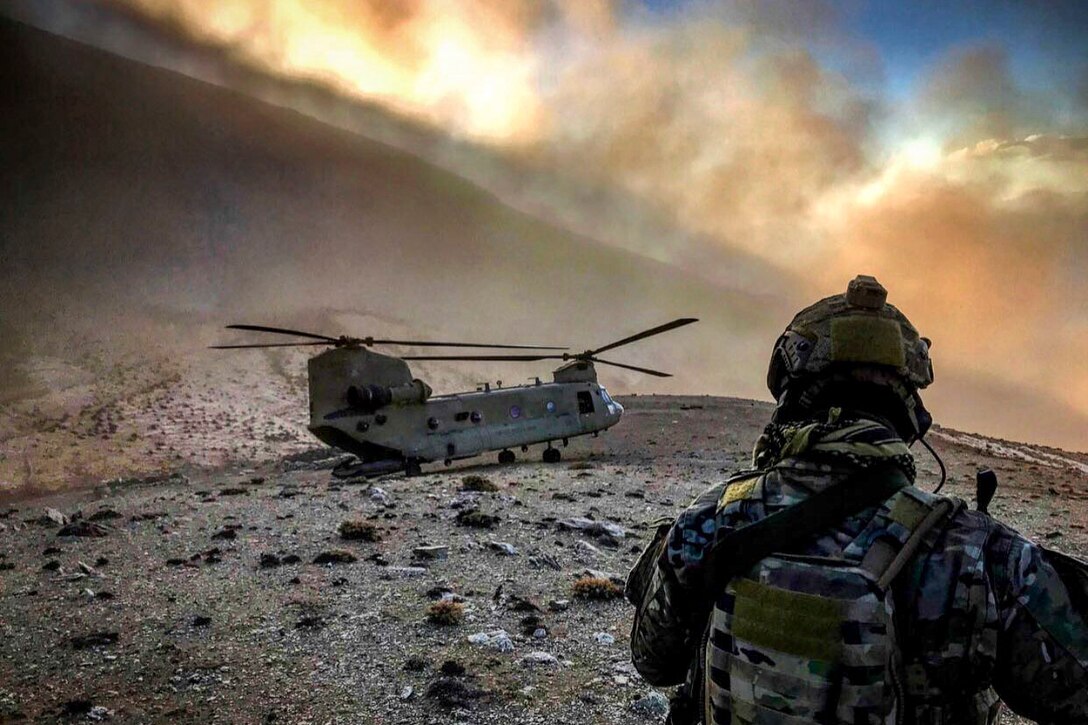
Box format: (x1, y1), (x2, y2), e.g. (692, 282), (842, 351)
(700, 484), (958, 725)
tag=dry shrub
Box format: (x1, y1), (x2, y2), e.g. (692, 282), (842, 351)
(427, 600), (465, 626)
(572, 576), (623, 601)
(460, 475), (498, 492)
(339, 519), (381, 542)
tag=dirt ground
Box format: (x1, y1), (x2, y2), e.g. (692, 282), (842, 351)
(1, 395), (1085, 724)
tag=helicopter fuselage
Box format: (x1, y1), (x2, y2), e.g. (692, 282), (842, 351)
(305, 347), (623, 469)
(311, 379), (622, 465)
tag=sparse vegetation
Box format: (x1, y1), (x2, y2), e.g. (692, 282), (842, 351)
(460, 475), (498, 492)
(427, 599), (465, 626)
(572, 576), (623, 601)
(339, 519), (381, 542)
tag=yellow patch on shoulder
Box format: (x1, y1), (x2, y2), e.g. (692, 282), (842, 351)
(720, 477), (759, 508)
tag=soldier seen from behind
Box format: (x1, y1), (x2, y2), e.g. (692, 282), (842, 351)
(626, 275), (1088, 724)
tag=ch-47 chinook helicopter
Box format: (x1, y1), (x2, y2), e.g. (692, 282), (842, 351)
(211, 319), (697, 477)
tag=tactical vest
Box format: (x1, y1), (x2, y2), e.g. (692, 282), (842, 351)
(699, 484), (1001, 725)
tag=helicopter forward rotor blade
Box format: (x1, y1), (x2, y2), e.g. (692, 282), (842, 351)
(588, 318), (698, 356)
(209, 341), (331, 349)
(591, 357), (672, 377)
(225, 324), (339, 342)
(371, 340), (567, 350)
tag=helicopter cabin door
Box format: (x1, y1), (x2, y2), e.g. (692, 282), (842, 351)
(577, 391), (595, 415)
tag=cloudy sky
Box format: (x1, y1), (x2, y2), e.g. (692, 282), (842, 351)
(8, 0), (1088, 447)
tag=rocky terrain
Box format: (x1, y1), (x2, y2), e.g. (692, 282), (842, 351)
(1, 395), (1085, 724)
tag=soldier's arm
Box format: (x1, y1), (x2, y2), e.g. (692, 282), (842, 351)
(989, 531), (1088, 723)
(628, 481), (728, 685)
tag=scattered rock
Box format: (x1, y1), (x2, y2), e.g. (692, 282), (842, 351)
(71, 631), (119, 649)
(530, 551), (562, 570)
(593, 631), (616, 645)
(42, 560), (60, 572)
(88, 705), (113, 721)
(211, 527), (237, 541)
(558, 517), (626, 540)
(488, 541), (518, 556)
(456, 510), (499, 528)
(259, 553), (281, 569)
(87, 509), (122, 521)
(192, 615), (212, 627)
(575, 540), (601, 557)
(461, 475), (498, 492)
(520, 651), (559, 667)
(630, 690), (670, 719)
(338, 519), (381, 542)
(380, 566), (427, 579)
(42, 508), (68, 527)
(57, 521), (110, 538)
(312, 550), (357, 565)
(369, 487), (392, 506)
(467, 629), (514, 653)
(426, 677), (486, 708)
(281, 554), (301, 565)
(548, 599), (571, 612)
(1045, 530), (1064, 539)
(219, 487), (249, 496)
(413, 545), (449, 561)
(507, 595), (542, 613)
(399, 685), (414, 701)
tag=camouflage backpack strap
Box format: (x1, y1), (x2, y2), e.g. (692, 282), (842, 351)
(699, 460), (913, 607)
(859, 488), (960, 587)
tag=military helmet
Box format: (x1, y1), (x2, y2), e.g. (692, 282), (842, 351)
(767, 275), (934, 435)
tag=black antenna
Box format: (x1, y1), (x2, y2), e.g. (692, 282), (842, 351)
(918, 436), (947, 493)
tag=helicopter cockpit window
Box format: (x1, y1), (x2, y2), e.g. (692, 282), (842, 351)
(577, 391), (594, 415)
(600, 388), (614, 404)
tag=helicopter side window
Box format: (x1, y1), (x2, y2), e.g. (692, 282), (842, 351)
(455, 412), (470, 422)
(577, 391), (595, 415)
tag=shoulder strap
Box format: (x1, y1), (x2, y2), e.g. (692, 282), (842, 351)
(700, 461), (911, 600)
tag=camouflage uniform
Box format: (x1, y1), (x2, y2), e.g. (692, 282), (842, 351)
(627, 277), (1088, 724)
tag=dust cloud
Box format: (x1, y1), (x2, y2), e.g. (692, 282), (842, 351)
(3, 0), (1087, 454)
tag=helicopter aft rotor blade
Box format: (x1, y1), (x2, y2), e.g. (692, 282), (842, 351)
(225, 324), (340, 342)
(587, 317), (699, 356)
(208, 341), (333, 349)
(591, 358), (672, 377)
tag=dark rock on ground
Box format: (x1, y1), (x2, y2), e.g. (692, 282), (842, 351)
(312, 550), (357, 565)
(70, 631), (119, 649)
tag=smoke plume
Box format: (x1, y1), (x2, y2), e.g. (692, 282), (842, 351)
(5, 0), (1088, 451)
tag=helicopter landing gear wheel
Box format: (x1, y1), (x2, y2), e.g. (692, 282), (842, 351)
(498, 449), (516, 465)
(404, 459), (423, 477)
(542, 446), (561, 464)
